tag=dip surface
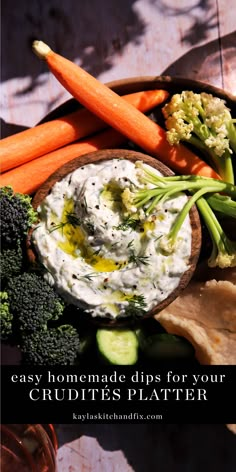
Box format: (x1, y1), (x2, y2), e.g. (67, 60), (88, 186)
(33, 159), (192, 319)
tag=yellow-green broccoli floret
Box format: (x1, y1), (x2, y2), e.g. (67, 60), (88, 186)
(0, 291), (13, 340)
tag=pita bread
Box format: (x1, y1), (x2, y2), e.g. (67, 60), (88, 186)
(226, 424), (236, 434)
(155, 268), (236, 365)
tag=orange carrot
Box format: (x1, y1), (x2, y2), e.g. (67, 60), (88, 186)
(0, 89), (169, 173)
(0, 128), (127, 194)
(32, 40), (220, 180)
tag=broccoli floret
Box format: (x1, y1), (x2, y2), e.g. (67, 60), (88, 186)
(162, 91), (236, 184)
(21, 325), (80, 365)
(0, 242), (24, 283)
(0, 186), (37, 246)
(7, 272), (65, 332)
(0, 292), (13, 340)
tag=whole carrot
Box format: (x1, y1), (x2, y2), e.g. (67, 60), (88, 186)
(0, 89), (168, 173)
(0, 128), (127, 194)
(32, 40), (220, 180)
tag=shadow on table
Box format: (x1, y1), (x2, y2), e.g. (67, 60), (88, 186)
(1, 0), (146, 84)
(2, 0), (231, 87)
(0, 119), (29, 139)
(150, 0), (218, 46)
(161, 31), (236, 89)
(55, 423), (236, 471)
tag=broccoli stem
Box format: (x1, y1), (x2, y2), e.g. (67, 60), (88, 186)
(134, 166), (236, 267)
(219, 150), (235, 185)
(206, 194), (236, 219)
(227, 120), (236, 154)
(135, 178), (236, 209)
(169, 187), (214, 242)
(187, 136), (234, 184)
(196, 197), (236, 267)
(196, 197), (222, 245)
(139, 165), (236, 196)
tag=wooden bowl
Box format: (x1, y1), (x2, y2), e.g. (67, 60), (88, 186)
(28, 148), (201, 326)
(27, 73), (236, 327)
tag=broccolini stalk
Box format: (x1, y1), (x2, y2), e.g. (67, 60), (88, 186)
(131, 172), (236, 216)
(162, 91), (236, 184)
(196, 198), (236, 268)
(206, 193), (236, 219)
(122, 164), (236, 268)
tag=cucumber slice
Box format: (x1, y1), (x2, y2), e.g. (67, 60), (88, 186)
(96, 329), (138, 365)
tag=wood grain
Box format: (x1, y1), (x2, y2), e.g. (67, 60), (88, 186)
(55, 424), (236, 472)
(1, 2), (236, 469)
(57, 436), (134, 472)
(1, 0), (235, 133)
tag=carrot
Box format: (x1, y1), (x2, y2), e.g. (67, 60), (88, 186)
(0, 128), (127, 194)
(0, 89), (169, 173)
(32, 40), (220, 180)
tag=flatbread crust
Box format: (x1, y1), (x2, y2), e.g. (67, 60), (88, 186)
(155, 268), (236, 365)
(226, 424), (236, 434)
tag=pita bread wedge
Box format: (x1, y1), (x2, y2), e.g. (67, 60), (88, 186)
(155, 269), (236, 365)
(226, 424), (236, 434)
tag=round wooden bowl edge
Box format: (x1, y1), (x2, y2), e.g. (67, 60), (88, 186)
(28, 149), (202, 327)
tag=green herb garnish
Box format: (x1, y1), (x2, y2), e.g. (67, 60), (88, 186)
(66, 213), (81, 227)
(76, 272), (99, 282)
(128, 250), (150, 266)
(49, 212), (81, 233)
(127, 240), (134, 249)
(125, 294), (147, 318)
(85, 221), (95, 235)
(114, 216), (140, 231)
(93, 247), (102, 256)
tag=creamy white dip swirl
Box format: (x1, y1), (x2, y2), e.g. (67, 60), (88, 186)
(33, 159), (192, 319)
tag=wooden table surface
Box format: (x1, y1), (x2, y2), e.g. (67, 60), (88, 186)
(1, 0), (235, 136)
(1, 1), (236, 470)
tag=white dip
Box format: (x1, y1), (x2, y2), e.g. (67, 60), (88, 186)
(33, 159), (192, 319)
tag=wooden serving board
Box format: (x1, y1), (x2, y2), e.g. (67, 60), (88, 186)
(57, 436), (134, 472)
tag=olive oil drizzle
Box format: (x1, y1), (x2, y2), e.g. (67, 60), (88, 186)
(56, 199), (126, 272)
(54, 197), (156, 273)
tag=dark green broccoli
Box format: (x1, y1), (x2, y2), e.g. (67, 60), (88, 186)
(7, 272), (65, 332)
(21, 325), (80, 365)
(0, 186), (37, 246)
(0, 242), (24, 283)
(0, 292), (13, 340)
